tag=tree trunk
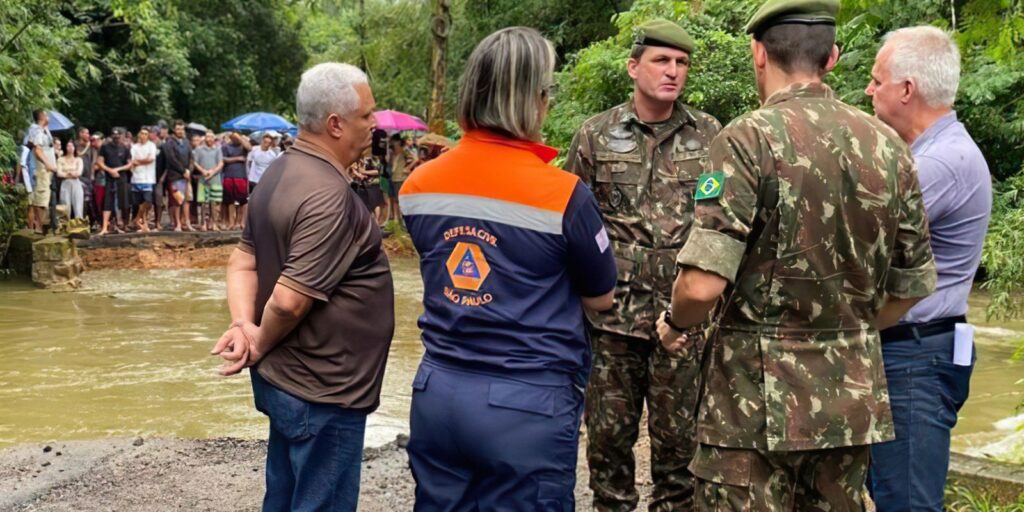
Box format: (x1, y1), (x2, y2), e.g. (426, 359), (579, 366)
(357, 0), (370, 75)
(427, 0), (451, 134)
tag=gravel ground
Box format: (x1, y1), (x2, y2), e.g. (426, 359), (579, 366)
(1, 429), (655, 511)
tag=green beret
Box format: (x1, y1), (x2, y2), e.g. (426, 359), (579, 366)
(745, 0), (839, 35)
(633, 19), (695, 54)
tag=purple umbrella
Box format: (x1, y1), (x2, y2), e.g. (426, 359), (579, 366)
(374, 110), (428, 132)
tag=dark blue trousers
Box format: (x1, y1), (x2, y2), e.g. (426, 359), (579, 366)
(868, 329), (974, 512)
(407, 361), (584, 511)
(250, 370), (367, 512)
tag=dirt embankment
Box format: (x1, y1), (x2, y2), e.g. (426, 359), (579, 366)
(76, 230), (415, 271)
(0, 429), (656, 511)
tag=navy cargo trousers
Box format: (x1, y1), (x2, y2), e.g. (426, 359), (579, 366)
(407, 360), (584, 511)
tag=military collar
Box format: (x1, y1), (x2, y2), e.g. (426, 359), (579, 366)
(621, 98), (696, 131)
(461, 129), (559, 163)
(762, 81), (834, 107)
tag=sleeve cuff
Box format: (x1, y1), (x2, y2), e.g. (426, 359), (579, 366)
(884, 260), (937, 299)
(676, 228), (746, 283)
(237, 240), (255, 255)
(579, 277), (616, 299)
(277, 275), (328, 302)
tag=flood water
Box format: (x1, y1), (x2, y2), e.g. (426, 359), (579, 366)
(0, 258), (424, 449)
(0, 259), (1022, 461)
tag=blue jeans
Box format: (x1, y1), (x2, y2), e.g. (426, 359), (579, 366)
(868, 329), (974, 512)
(407, 361), (584, 511)
(250, 370), (367, 512)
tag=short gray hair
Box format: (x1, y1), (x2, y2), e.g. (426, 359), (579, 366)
(458, 27), (555, 141)
(882, 26), (961, 108)
(296, 62), (368, 134)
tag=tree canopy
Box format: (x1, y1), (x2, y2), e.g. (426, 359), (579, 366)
(1, 0), (1023, 315)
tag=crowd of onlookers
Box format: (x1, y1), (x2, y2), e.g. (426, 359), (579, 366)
(17, 112), (286, 235)
(15, 110), (441, 235)
(349, 130), (445, 226)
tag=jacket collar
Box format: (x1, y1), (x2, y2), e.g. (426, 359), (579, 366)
(461, 129), (559, 163)
(763, 81), (834, 107)
(621, 98), (696, 130)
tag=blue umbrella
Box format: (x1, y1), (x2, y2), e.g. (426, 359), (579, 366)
(221, 112), (295, 132)
(47, 111), (74, 131)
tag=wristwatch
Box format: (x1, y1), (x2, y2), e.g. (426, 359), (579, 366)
(662, 310), (686, 332)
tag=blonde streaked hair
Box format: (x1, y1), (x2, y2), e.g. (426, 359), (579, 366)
(458, 27), (555, 142)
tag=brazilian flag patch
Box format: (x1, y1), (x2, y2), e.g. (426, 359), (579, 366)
(695, 171), (725, 200)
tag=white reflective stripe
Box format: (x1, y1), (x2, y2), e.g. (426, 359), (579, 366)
(400, 192), (564, 235)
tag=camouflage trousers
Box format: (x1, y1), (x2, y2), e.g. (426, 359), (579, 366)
(691, 443), (870, 511)
(586, 330), (704, 511)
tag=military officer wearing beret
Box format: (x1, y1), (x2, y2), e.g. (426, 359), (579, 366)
(565, 18), (721, 511)
(656, 0), (937, 509)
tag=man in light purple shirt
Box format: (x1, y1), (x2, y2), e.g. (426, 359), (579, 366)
(865, 26), (992, 512)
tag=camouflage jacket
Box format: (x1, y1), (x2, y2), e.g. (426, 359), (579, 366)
(565, 99), (721, 339)
(675, 82), (937, 451)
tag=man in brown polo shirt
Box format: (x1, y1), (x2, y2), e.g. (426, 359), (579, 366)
(211, 62), (394, 512)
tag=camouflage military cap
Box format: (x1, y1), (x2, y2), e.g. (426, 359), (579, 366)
(633, 19), (695, 54)
(745, 0), (839, 35)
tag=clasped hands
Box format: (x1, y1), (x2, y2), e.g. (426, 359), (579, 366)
(210, 321), (264, 376)
(655, 310), (690, 354)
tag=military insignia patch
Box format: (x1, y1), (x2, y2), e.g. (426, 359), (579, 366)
(695, 171), (725, 200)
(610, 187), (624, 208)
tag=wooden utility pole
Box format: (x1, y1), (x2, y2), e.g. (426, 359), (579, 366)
(427, 0), (451, 134)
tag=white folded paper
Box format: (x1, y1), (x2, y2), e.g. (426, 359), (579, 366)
(953, 323), (974, 367)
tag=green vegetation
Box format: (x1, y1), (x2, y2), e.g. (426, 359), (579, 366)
(0, 179), (27, 266)
(544, 0), (758, 151)
(946, 485), (1024, 512)
(550, 0), (1024, 322)
(299, 0), (629, 122)
(0, 0), (1023, 315)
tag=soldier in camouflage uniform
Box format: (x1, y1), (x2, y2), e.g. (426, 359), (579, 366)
(564, 19), (722, 511)
(655, 0), (938, 509)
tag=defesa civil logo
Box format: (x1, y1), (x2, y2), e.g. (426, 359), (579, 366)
(446, 242), (491, 291)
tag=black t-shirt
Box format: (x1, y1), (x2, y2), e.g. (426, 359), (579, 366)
(98, 142), (130, 172)
(163, 137), (192, 182)
(155, 146), (166, 181)
(371, 129), (388, 159)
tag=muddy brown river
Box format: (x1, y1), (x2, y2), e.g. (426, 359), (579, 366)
(0, 258), (1021, 461)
